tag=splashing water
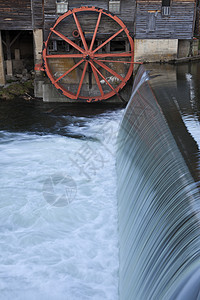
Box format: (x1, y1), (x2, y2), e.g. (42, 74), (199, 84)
(0, 109), (121, 300)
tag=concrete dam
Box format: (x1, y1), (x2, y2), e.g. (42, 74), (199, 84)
(117, 64), (200, 299)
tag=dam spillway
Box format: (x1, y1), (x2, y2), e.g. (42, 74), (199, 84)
(117, 64), (200, 300)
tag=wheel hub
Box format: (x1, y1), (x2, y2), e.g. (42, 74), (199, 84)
(85, 55), (90, 61)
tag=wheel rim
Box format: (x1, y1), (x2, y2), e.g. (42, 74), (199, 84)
(43, 6), (134, 102)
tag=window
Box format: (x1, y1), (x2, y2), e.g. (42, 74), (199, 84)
(56, 0), (68, 14)
(148, 14), (156, 31)
(110, 41), (126, 52)
(48, 40), (69, 53)
(162, 7), (170, 16)
(48, 40), (57, 52)
(109, 1), (121, 14)
(162, 0), (171, 16)
(57, 40), (69, 52)
(162, 0), (170, 6)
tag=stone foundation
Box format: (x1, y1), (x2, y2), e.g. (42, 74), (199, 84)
(134, 39), (178, 62)
(33, 29), (43, 66)
(178, 39), (199, 58)
(41, 81), (131, 103)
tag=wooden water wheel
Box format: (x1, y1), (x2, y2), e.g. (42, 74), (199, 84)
(43, 6), (134, 102)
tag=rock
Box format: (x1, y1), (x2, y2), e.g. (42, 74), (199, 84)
(22, 69), (28, 76)
(16, 74), (23, 79)
(21, 72), (31, 83)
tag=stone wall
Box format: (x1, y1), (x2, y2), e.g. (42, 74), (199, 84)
(134, 39), (178, 62)
(178, 39), (199, 58)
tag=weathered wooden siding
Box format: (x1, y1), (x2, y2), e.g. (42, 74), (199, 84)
(44, 0), (109, 37)
(69, 1), (108, 10)
(135, 1), (196, 39)
(0, 0), (134, 34)
(0, 0), (44, 30)
(32, 0), (44, 28)
(43, 0), (135, 40)
(44, 0), (56, 40)
(120, 0), (135, 34)
(195, 1), (200, 37)
(43, 1), (109, 40)
(0, 0), (32, 30)
(69, 0), (135, 34)
(0, 0), (197, 40)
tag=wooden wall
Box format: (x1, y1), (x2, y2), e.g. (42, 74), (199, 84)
(43, 1), (109, 40)
(0, 0), (44, 30)
(68, 0), (135, 34)
(43, 0), (56, 39)
(69, 1), (108, 10)
(135, 0), (196, 39)
(32, 0), (44, 28)
(120, 0), (136, 34)
(43, 0), (135, 40)
(0, 0), (32, 30)
(195, 1), (200, 37)
(0, 0), (135, 34)
(0, 0), (197, 41)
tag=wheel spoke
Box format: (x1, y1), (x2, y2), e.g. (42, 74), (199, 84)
(94, 52), (132, 58)
(50, 28), (84, 53)
(46, 54), (84, 59)
(44, 7), (134, 102)
(93, 28), (124, 54)
(55, 59), (84, 83)
(89, 62), (104, 96)
(73, 12), (88, 51)
(89, 61), (116, 93)
(96, 59), (141, 64)
(89, 11), (102, 51)
(94, 60), (124, 81)
(76, 61), (88, 98)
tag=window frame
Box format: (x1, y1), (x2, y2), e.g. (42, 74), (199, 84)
(161, 0), (171, 16)
(56, 0), (69, 14)
(108, 0), (121, 14)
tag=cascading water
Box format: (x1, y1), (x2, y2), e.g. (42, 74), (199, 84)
(117, 65), (200, 300)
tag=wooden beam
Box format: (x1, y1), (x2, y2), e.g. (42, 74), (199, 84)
(5, 31), (11, 60)
(10, 32), (21, 47)
(0, 30), (6, 85)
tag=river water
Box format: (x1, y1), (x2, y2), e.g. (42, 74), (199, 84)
(0, 62), (199, 300)
(0, 103), (122, 300)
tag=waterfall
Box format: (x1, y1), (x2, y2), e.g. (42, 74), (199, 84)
(117, 65), (200, 300)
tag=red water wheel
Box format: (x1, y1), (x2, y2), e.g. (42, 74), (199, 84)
(43, 6), (134, 102)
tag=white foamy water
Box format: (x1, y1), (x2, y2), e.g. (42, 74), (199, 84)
(182, 116), (200, 147)
(181, 115), (200, 177)
(0, 110), (122, 300)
